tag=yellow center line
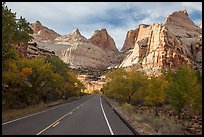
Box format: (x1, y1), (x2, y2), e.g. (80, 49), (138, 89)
(36, 101), (88, 135)
(52, 122), (60, 128)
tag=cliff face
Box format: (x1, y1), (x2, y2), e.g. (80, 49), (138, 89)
(120, 10), (202, 75)
(121, 28), (139, 52)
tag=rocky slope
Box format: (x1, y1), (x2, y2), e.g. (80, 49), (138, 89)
(30, 21), (60, 41)
(26, 42), (55, 58)
(35, 29), (112, 69)
(120, 10), (202, 75)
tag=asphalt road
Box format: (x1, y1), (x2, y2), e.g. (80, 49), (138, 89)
(2, 94), (134, 135)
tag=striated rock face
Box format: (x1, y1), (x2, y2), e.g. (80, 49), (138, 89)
(121, 28), (139, 52)
(120, 10), (202, 75)
(26, 42), (55, 58)
(30, 21), (60, 41)
(88, 29), (118, 52)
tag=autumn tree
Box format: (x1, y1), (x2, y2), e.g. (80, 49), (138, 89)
(144, 75), (168, 116)
(102, 68), (147, 104)
(126, 70), (147, 104)
(164, 65), (202, 117)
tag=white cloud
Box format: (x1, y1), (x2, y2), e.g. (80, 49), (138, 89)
(6, 2), (202, 51)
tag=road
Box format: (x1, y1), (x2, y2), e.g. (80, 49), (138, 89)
(2, 94), (135, 135)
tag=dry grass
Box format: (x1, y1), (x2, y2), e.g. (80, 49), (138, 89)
(2, 96), (82, 123)
(121, 102), (134, 112)
(104, 97), (184, 135)
(2, 103), (46, 123)
(135, 112), (183, 135)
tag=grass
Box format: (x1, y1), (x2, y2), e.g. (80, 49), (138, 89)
(121, 102), (134, 112)
(137, 112), (182, 135)
(104, 97), (184, 135)
(2, 96), (83, 123)
(2, 103), (46, 123)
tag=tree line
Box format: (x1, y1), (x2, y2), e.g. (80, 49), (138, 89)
(2, 3), (85, 109)
(101, 66), (202, 118)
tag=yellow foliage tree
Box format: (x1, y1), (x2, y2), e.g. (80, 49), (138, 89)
(144, 75), (168, 116)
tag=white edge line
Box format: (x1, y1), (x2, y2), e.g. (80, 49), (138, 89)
(2, 101), (71, 126)
(100, 97), (114, 135)
(2, 107), (55, 126)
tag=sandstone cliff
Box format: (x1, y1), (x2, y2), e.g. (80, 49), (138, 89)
(121, 28), (139, 52)
(120, 10), (202, 75)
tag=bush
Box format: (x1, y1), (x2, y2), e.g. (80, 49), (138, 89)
(164, 65), (202, 117)
(121, 102), (134, 112)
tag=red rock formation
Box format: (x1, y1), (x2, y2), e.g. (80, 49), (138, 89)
(88, 29), (118, 52)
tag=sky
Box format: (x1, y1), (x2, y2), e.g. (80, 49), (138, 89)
(6, 2), (202, 51)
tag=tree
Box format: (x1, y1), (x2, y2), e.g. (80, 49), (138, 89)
(126, 70), (147, 104)
(2, 3), (33, 60)
(164, 65), (202, 118)
(2, 2), (17, 60)
(102, 68), (148, 104)
(14, 16), (33, 44)
(144, 76), (168, 116)
(45, 56), (70, 78)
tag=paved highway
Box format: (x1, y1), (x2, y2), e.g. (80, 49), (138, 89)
(2, 94), (134, 135)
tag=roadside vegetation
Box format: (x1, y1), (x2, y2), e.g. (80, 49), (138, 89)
(2, 2), (85, 113)
(101, 66), (202, 134)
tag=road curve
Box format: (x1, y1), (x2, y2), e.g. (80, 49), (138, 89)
(2, 94), (134, 135)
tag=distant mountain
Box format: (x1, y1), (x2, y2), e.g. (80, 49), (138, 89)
(29, 9), (202, 75)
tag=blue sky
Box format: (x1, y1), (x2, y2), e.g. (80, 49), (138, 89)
(6, 2), (202, 51)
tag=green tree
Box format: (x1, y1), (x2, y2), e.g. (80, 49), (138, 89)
(14, 16), (33, 44)
(103, 68), (147, 104)
(144, 76), (168, 116)
(164, 65), (202, 117)
(45, 56), (70, 78)
(126, 70), (147, 104)
(2, 2), (17, 60)
(2, 3), (33, 60)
